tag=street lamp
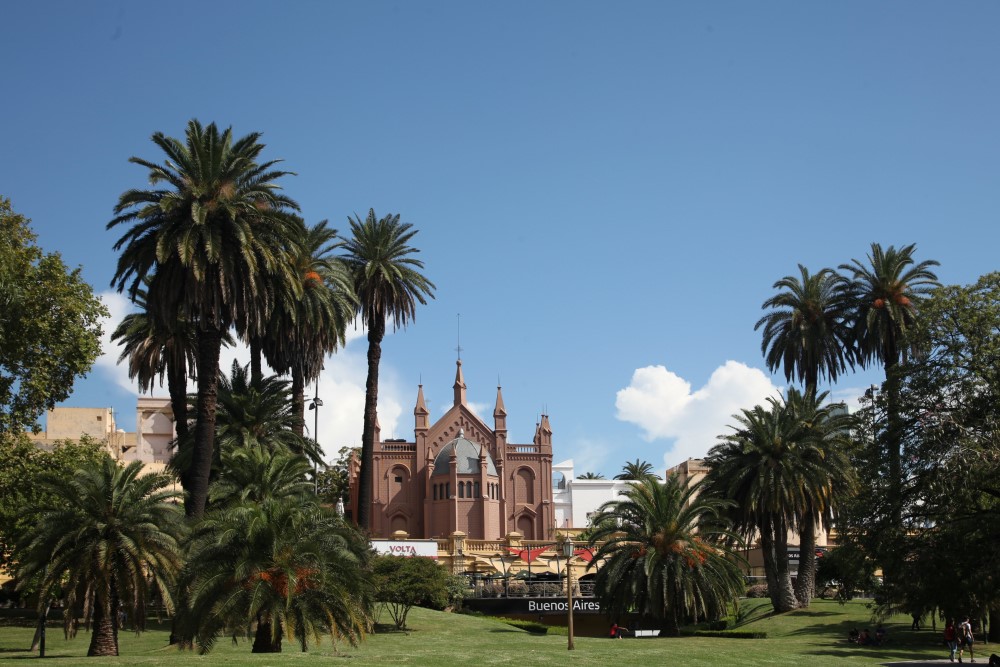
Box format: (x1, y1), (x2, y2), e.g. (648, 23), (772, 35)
(308, 380), (324, 494)
(563, 538), (575, 651)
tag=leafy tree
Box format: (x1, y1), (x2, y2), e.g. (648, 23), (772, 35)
(585, 475), (746, 636)
(0, 197), (107, 435)
(0, 435), (105, 572)
(370, 555), (451, 630)
(614, 458), (661, 480)
(15, 456), (185, 656)
(317, 445), (358, 507)
(108, 120), (299, 518)
(841, 273), (1000, 635)
(180, 447), (372, 653)
(341, 210), (435, 530)
(837, 243), (939, 560)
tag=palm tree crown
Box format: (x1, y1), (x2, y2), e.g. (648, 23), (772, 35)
(755, 264), (854, 392)
(16, 457), (185, 656)
(586, 475), (745, 636)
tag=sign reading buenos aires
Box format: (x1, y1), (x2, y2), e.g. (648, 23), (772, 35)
(528, 599), (601, 613)
(465, 597), (605, 615)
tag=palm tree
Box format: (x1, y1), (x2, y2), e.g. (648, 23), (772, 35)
(182, 449), (372, 653)
(755, 264), (854, 394)
(782, 389), (856, 606)
(213, 361), (321, 465)
(110, 283), (212, 490)
(16, 456), (185, 656)
(614, 458), (662, 480)
(263, 218), (356, 437)
(703, 395), (806, 613)
(838, 243), (939, 548)
(340, 210), (435, 530)
(578, 472), (605, 480)
(108, 119), (299, 518)
(586, 475), (746, 636)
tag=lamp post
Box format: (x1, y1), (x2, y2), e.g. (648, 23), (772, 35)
(563, 538), (575, 651)
(307, 380), (324, 494)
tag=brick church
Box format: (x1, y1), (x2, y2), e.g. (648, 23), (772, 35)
(347, 360), (555, 540)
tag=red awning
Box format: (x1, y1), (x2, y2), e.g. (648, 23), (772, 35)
(508, 545), (551, 563)
(573, 547), (594, 563)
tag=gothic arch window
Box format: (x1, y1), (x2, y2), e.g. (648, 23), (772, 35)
(387, 466), (409, 507)
(517, 514), (534, 538)
(473, 481), (480, 498)
(459, 482), (465, 498)
(515, 468), (535, 505)
(445, 482), (450, 499)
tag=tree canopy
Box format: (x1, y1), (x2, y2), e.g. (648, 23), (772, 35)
(0, 197), (107, 434)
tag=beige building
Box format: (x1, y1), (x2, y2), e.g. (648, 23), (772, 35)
(27, 399), (176, 474)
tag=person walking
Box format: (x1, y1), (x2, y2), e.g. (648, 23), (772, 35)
(945, 619), (959, 662)
(957, 617), (975, 663)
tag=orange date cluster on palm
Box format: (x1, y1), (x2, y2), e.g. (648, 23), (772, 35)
(250, 568), (319, 597)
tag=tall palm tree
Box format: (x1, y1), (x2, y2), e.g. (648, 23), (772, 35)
(838, 243), (939, 545)
(263, 218), (356, 437)
(578, 472), (605, 480)
(182, 449), (372, 653)
(614, 458), (662, 480)
(108, 119), (299, 518)
(703, 395), (807, 613)
(586, 475), (746, 636)
(340, 210), (435, 530)
(755, 264), (854, 394)
(16, 457), (185, 656)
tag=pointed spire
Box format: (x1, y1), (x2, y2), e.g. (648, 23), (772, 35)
(494, 385), (507, 433)
(414, 384), (429, 430)
(453, 359), (467, 406)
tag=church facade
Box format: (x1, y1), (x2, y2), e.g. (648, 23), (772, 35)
(347, 361), (555, 540)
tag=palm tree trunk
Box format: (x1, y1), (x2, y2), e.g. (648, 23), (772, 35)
(167, 356), (190, 491)
(252, 616), (283, 653)
(187, 326), (223, 518)
(291, 367), (305, 438)
(250, 336), (263, 386)
(883, 350), (903, 588)
(357, 319), (384, 531)
(762, 516), (798, 613)
(795, 513), (817, 607)
(87, 592), (118, 657)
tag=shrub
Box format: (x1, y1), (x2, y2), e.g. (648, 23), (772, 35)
(746, 583), (769, 598)
(507, 581), (528, 596)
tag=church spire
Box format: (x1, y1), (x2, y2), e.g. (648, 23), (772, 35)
(414, 384), (429, 430)
(453, 359), (467, 406)
(494, 385), (507, 432)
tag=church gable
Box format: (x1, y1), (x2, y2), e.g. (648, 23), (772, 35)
(427, 405), (494, 453)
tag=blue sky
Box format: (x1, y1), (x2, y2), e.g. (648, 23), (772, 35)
(4, 2), (999, 477)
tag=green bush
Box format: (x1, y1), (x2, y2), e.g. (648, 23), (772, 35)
(746, 583), (769, 598)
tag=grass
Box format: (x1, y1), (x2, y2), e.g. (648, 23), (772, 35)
(0, 599), (968, 666)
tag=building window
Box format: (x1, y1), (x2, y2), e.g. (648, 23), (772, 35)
(394, 475), (403, 483)
(474, 481), (480, 498)
(433, 485), (437, 501)
(459, 482), (465, 498)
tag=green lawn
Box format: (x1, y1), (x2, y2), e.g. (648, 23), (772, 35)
(0, 599), (965, 666)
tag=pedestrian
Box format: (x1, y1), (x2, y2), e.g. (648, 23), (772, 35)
(957, 616), (975, 663)
(911, 612), (921, 631)
(945, 619), (959, 662)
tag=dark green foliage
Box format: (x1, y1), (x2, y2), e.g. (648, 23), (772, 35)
(0, 435), (105, 572)
(180, 447), (372, 653)
(14, 456), (185, 656)
(371, 555), (451, 630)
(614, 459), (661, 480)
(586, 475), (747, 636)
(0, 197), (108, 435)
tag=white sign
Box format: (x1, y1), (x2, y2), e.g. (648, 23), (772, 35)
(371, 540), (439, 559)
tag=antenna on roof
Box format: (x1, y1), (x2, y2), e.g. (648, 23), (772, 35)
(455, 313), (463, 361)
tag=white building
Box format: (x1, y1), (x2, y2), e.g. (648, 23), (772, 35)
(551, 459), (634, 529)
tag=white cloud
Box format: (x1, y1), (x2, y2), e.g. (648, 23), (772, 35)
(615, 361), (781, 470)
(94, 290), (142, 394)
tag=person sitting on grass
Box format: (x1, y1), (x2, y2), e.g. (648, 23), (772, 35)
(859, 628), (872, 646)
(875, 624), (886, 645)
(849, 628), (860, 644)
